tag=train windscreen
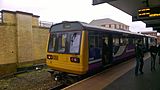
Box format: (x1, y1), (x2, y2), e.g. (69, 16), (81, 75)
(48, 31), (81, 54)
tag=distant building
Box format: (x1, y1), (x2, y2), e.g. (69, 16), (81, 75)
(90, 18), (130, 31)
(141, 31), (157, 37)
(141, 31), (160, 44)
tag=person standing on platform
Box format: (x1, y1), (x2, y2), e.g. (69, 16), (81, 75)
(135, 39), (144, 76)
(102, 38), (109, 65)
(149, 43), (157, 71)
(157, 44), (160, 64)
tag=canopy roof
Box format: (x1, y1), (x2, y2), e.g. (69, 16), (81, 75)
(93, 0), (160, 32)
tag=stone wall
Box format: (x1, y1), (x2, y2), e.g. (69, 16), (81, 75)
(0, 10), (49, 76)
(17, 13), (33, 63)
(32, 27), (49, 61)
(0, 25), (17, 76)
(0, 25), (17, 65)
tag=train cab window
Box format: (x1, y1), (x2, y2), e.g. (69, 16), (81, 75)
(49, 33), (67, 53)
(48, 34), (55, 52)
(48, 31), (81, 54)
(69, 32), (81, 53)
(59, 34), (67, 52)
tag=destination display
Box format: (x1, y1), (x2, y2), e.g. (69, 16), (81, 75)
(138, 6), (160, 18)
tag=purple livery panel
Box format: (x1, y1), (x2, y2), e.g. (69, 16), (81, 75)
(88, 61), (102, 72)
(113, 44), (135, 62)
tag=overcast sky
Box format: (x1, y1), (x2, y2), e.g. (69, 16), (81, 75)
(0, 0), (153, 32)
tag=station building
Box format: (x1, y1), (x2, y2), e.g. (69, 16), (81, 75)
(141, 31), (157, 37)
(90, 18), (130, 32)
(0, 10), (52, 77)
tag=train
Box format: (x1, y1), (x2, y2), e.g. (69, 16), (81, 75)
(46, 21), (156, 83)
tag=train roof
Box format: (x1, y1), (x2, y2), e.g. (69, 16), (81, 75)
(50, 21), (156, 38)
(143, 34), (157, 38)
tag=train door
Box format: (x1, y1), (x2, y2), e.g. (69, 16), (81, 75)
(88, 31), (101, 65)
(102, 35), (110, 65)
(88, 31), (110, 66)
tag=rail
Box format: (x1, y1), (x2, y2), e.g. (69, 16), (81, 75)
(39, 21), (54, 28)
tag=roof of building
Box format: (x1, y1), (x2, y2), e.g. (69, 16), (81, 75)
(141, 31), (157, 33)
(89, 18), (129, 26)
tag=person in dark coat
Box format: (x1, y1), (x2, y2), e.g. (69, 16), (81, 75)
(135, 39), (144, 76)
(150, 43), (157, 71)
(102, 38), (109, 65)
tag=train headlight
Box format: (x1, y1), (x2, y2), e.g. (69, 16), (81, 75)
(47, 55), (53, 59)
(70, 57), (80, 63)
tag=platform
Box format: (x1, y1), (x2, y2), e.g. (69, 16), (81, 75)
(63, 53), (160, 90)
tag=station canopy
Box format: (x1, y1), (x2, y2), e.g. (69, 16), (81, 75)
(93, 0), (160, 32)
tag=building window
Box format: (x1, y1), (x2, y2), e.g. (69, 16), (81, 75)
(111, 24), (114, 28)
(119, 25), (121, 29)
(114, 24), (117, 29)
(101, 25), (105, 27)
(109, 24), (111, 28)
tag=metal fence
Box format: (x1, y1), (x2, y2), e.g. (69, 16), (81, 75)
(39, 21), (54, 28)
(0, 12), (2, 23)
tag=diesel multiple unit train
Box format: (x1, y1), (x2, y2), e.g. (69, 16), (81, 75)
(46, 21), (156, 83)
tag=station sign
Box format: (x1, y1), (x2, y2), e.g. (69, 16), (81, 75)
(138, 6), (160, 19)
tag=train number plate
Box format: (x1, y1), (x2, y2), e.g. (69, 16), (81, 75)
(53, 55), (58, 60)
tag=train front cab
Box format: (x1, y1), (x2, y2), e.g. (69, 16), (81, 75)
(46, 30), (88, 75)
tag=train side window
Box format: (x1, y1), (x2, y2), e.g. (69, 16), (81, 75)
(133, 38), (137, 45)
(113, 37), (119, 46)
(113, 37), (119, 54)
(128, 38), (134, 44)
(120, 37), (128, 45)
(143, 37), (146, 44)
(95, 36), (99, 47)
(88, 31), (101, 61)
(89, 36), (95, 48)
(148, 38), (153, 46)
